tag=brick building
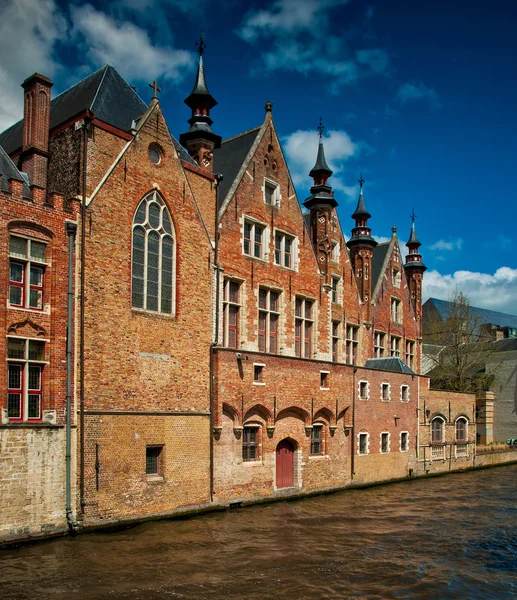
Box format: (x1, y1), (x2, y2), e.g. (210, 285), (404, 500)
(0, 47), (478, 543)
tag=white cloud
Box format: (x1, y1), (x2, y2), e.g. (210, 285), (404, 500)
(429, 238), (464, 252)
(0, 0), (67, 131)
(396, 82), (440, 109)
(282, 129), (360, 201)
(238, 0), (390, 88)
(70, 4), (193, 83)
(423, 267), (517, 314)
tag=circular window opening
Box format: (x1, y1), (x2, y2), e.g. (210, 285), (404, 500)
(149, 144), (163, 165)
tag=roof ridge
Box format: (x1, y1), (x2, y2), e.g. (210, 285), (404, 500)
(221, 126), (261, 145)
(89, 65), (110, 111)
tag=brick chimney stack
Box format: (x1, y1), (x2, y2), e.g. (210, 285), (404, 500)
(20, 73), (53, 191)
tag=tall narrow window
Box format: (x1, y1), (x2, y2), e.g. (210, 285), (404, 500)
(456, 418), (468, 442)
(264, 179), (280, 206)
(295, 298), (313, 358)
(374, 331), (386, 358)
(405, 340), (415, 369)
(274, 232), (295, 268)
(381, 432), (390, 453)
(331, 241), (340, 262)
(223, 280), (240, 348)
(243, 426), (260, 461)
(331, 276), (339, 303)
(258, 289), (280, 353)
(431, 417), (444, 443)
(346, 324), (359, 365)
(9, 236), (47, 310)
(311, 425), (324, 455)
(390, 336), (401, 357)
(7, 338), (45, 421)
(132, 192), (175, 314)
(244, 220), (266, 259)
(391, 298), (402, 324)
(332, 321), (340, 363)
(392, 267), (401, 288)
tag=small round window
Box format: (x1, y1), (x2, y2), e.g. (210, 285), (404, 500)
(149, 144), (163, 165)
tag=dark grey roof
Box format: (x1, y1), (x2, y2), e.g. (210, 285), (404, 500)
(0, 65), (148, 154)
(371, 242), (390, 292)
(351, 190), (371, 220)
(172, 138), (198, 167)
(309, 141), (332, 178)
(184, 56), (217, 109)
(423, 298), (517, 333)
(407, 222), (421, 247)
(365, 357), (416, 375)
(0, 144), (30, 195)
(213, 127), (261, 207)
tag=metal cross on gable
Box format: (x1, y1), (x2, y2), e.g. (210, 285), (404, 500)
(196, 31), (206, 56)
(411, 207), (417, 222)
(149, 80), (161, 99)
(317, 116), (325, 139)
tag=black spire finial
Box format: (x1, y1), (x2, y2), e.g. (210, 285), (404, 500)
(265, 100), (273, 113)
(149, 79), (161, 99)
(358, 173), (364, 190)
(410, 208), (416, 223)
(196, 32), (206, 56)
(317, 117), (325, 139)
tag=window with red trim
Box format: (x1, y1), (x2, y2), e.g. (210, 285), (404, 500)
(9, 236), (47, 310)
(223, 279), (240, 348)
(295, 298), (313, 358)
(6, 338), (45, 421)
(258, 288), (280, 353)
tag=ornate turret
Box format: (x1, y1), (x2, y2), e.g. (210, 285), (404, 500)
(404, 209), (427, 327)
(179, 34), (221, 171)
(303, 119), (337, 278)
(346, 175), (377, 315)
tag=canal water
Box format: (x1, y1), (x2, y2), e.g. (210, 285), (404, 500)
(2, 465), (517, 599)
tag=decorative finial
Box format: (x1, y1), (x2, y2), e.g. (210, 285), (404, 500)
(410, 208), (416, 223)
(149, 79), (161, 99)
(317, 117), (325, 139)
(265, 100), (273, 113)
(392, 226), (397, 234)
(196, 31), (206, 56)
(358, 173), (364, 190)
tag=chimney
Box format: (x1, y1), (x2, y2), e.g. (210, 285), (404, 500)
(20, 73), (53, 191)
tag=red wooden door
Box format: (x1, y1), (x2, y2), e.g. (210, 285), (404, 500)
(276, 439), (294, 488)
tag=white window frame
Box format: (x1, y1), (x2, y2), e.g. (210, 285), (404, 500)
(263, 178), (281, 207)
(400, 384), (410, 402)
(390, 335), (401, 358)
(331, 240), (340, 262)
(390, 297), (402, 324)
(331, 275), (340, 304)
(345, 323), (359, 365)
(258, 288), (281, 354)
(381, 382), (391, 402)
(374, 331), (386, 358)
(455, 416), (468, 443)
(253, 363), (266, 386)
(380, 431), (390, 454)
(243, 217), (268, 260)
(358, 380), (369, 400)
(405, 340), (415, 369)
(274, 229), (297, 270)
(320, 370), (330, 390)
(400, 431), (409, 452)
(358, 432), (369, 455)
(8, 235), (48, 311)
(392, 267), (401, 288)
(295, 297), (314, 358)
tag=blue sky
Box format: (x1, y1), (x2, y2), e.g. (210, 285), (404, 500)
(1, 0), (516, 313)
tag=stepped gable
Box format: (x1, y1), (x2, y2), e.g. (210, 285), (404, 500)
(212, 126), (261, 208)
(0, 144), (30, 195)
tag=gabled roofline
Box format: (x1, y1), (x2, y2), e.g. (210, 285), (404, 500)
(371, 239), (395, 303)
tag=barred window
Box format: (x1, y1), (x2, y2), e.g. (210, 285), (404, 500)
(132, 192), (175, 314)
(311, 424), (324, 455)
(243, 426), (260, 461)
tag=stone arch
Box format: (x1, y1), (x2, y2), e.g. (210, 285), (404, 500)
(313, 407), (334, 424)
(276, 406), (310, 426)
(244, 403), (273, 427)
(222, 402), (241, 427)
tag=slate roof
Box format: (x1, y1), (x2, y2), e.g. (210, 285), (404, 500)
(424, 298), (517, 332)
(371, 242), (390, 293)
(213, 127), (261, 207)
(0, 65), (148, 155)
(364, 357), (416, 375)
(0, 144), (30, 195)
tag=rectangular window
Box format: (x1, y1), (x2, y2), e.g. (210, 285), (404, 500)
(332, 321), (340, 363)
(7, 338), (45, 421)
(358, 433), (368, 455)
(244, 220), (265, 259)
(146, 446), (163, 476)
(359, 381), (369, 399)
(274, 232), (295, 269)
(320, 371), (329, 389)
(253, 364), (264, 383)
(9, 236), (47, 310)
(331, 276), (339, 304)
(311, 425), (323, 455)
(391, 298), (402, 324)
(331, 241), (340, 262)
(243, 426), (259, 461)
(401, 385), (409, 402)
(374, 331), (386, 358)
(381, 432), (390, 453)
(223, 279), (240, 349)
(264, 180), (280, 206)
(390, 336), (401, 358)
(345, 324), (359, 365)
(392, 267), (401, 288)
(258, 289), (280, 353)
(381, 383), (390, 401)
(295, 298), (313, 358)
(400, 431), (409, 452)
(405, 340), (415, 369)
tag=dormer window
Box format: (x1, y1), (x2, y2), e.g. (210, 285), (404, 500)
(264, 179), (280, 207)
(392, 267), (401, 288)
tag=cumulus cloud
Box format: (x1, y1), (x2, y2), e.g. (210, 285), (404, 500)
(238, 0), (390, 88)
(429, 238), (464, 252)
(423, 267), (517, 314)
(71, 4), (193, 82)
(0, 0), (67, 130)
(396, 82), (440, 109)
(282, 129), (361, 201)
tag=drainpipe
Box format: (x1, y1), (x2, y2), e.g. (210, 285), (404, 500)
(351, 367), (357, 478)
(65, 221), (77, 533)
(79, 117), (90, 513)
(209, 173), (223, 502)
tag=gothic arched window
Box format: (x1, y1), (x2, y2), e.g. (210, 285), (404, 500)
(131, 191), (175, 314)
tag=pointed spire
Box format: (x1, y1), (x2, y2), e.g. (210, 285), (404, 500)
(184, 34), (217, 110)
(309, 117), (333, 183)
(407, 208), (421, 247)
(404, 209), (426, 272)
(351, 173), (371, 220)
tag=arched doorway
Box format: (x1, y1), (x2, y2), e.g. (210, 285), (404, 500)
(276, 438), (294, 488)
